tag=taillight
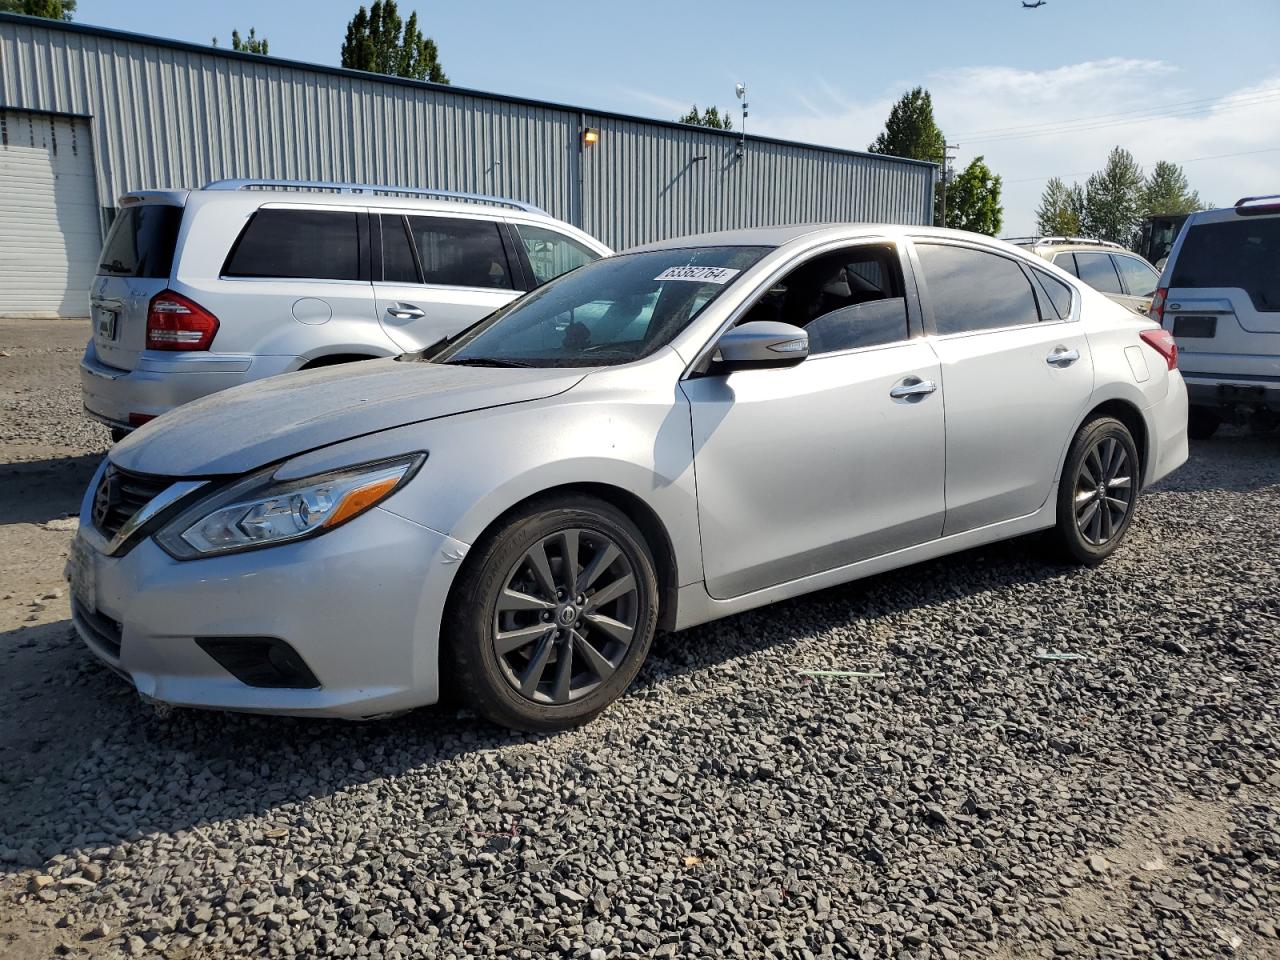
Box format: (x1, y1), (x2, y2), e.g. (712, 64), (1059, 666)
(146, 291), (219, 351)
(1140, 328), (1178, 370)
(1149, 286), (1167, 325)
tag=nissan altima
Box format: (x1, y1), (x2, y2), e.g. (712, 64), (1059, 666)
(68, 225), (1189, 730)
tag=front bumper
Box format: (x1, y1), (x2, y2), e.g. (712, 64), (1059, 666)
(67, 491), (469, 719)
(80, 341), (300, 430)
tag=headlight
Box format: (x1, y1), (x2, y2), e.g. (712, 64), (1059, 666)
(155, 454), (425, 560)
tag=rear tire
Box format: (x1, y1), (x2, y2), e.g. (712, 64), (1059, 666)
(1187, 406), (1221, 440)
(444, 495), (659, 732)
(1052, 416), (1140, 566)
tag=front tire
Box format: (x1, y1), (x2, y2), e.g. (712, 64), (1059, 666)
(444, 495), (659, 732)
(1052, 416), (1140, 565)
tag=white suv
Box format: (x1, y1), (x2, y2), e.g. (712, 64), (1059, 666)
(1155, 194), (1280, 437)
(81, 179), (611, 440)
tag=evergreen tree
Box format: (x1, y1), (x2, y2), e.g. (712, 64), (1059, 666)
(341, 2), (448, 83)
(945, 156), (1003, 236)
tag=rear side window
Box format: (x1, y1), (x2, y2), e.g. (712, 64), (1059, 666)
(514, 223), (600, 286)
(380, 215), (420, 284)
(1113, 255), (1159, 298)
(407, 216), (513, 290)
(916, 243), (1040, 334)
(224, 209), (362, 280)
(1052, 253), (1079, 277)
(1031, 269), (1074, 319)
(99, 204), (183, 278)
(1074, 252), (1123, 294)
(1171, 218), (1280, 312)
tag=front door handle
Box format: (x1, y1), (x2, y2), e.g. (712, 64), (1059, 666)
(889, 377), (937, 400)
(386, 303), (426, 320)
(1046, 346), (1080, 367)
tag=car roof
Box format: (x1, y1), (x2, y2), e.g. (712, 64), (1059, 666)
(627, 223), (1025, 254)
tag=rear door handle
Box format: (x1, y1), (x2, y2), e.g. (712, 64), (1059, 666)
(1046, 347), (1080, 367)
(889, 377), (937, 400)
(386, 303), (425, 320)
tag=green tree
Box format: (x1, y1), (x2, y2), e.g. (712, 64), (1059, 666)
(869, 87), (946, 224)
(945, 156), (1003, 236)
(0, 0), (75, 18)
(212, 27), (269, 54)
(1035, 176), (1086, 236)
(678, 104), (733, 130)
(1141, 160), (1204, 216)
(1081, 146), (1145, 245)
(341, 1), (448, 83)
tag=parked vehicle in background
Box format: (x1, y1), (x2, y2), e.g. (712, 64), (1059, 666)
(1007, 237), (1162, 316)
(1139, 213), (1192, 270)
(67, 224), (1187, 730)
(1154, 194), (1280, 438)
(81, 180), (611, 441)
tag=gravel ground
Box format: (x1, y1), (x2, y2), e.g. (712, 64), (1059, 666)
(1, 317), (1279, 959)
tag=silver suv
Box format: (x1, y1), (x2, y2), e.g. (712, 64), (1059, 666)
(81, 179), (611, 440)
(1007, 237), (1162, 316)
(1156, 194), (1280, 437)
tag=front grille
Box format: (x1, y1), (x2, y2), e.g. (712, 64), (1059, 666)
(92, 466), (175, 540)
(72, 598), (123, 659)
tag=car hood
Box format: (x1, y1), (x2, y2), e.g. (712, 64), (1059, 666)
(110, 359), (587, 476)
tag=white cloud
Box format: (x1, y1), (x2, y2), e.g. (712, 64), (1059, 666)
(749, 59), (1280, 234)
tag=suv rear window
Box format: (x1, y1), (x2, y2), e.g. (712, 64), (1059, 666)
(224, 209), (363, 281)
(99, 204), (183, 278)
(1171, 218), (1280, 312)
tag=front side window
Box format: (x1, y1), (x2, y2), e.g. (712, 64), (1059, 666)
(434, 246), (769, 368)
(1112, 255), (1160, 298)
(915, 243), (1040, 334)
(1171, 218), (1280, 312)
(515, 223), (600, 286)
(737, 243), (909, 354)
(1074, 252), (1124, 294)
(407, 216), (513, 290)
(380, 215), (420, 284)
(99, 204), (183, 278)
(224, 209), (361, 281)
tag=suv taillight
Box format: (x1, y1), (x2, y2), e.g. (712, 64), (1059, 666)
(1140, 328), (1178, 370)
(1149, 287), (1167, 325)
(146, 291), (219, 351)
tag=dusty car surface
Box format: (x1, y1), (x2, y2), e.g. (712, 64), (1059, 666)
(68, 224), (1188, 730)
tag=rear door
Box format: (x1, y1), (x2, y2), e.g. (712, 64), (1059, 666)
(912, 240), (1094, 535)
(1073, 251), (1138, 313)
(1111, 253), (1161, 316)
(1163, 211), (1280, 379)
(91, 199), (184, 371)
(373, 212), (521, 352)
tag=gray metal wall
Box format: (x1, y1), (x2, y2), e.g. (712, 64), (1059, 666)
(0, 14), (935, 252)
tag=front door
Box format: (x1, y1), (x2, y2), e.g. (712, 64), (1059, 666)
(682, 241), (945, 600)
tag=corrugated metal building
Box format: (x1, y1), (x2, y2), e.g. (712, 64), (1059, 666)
(0, 12), (935, 317)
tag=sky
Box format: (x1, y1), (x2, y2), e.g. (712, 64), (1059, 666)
(77, 0), (1280, 235)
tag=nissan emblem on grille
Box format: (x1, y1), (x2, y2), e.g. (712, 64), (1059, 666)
(92, 469), (116, 532)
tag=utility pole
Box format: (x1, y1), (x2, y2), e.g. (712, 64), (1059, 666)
(939, 143), (958, 226)
(735, 82), (748, 160)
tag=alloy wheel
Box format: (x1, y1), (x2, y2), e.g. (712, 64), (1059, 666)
(1073, 436), (1133, 545)
(492, 528), (639, 705)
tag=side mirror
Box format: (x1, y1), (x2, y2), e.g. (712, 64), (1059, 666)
(713, 321), (808, 371)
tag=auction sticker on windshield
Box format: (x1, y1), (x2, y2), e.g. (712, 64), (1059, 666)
(653, 266), (741, 284)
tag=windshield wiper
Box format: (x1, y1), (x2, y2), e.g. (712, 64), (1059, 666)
(441, 357), (534, 368)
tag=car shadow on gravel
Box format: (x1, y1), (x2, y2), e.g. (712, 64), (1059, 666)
(0, 533), (1067, 873)
(1157, 431), (1280, 494)
(0, 454), (102, 525)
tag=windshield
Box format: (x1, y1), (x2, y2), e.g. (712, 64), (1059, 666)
(434, 245), (771, 368)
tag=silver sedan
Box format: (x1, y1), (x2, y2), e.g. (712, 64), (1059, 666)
(68, 224), (1189, 730)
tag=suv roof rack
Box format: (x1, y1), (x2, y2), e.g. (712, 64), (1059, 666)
(1003, 235), (1127, 250)
(1234, 193), (1280, 216)
(203, 178), (548, 216)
